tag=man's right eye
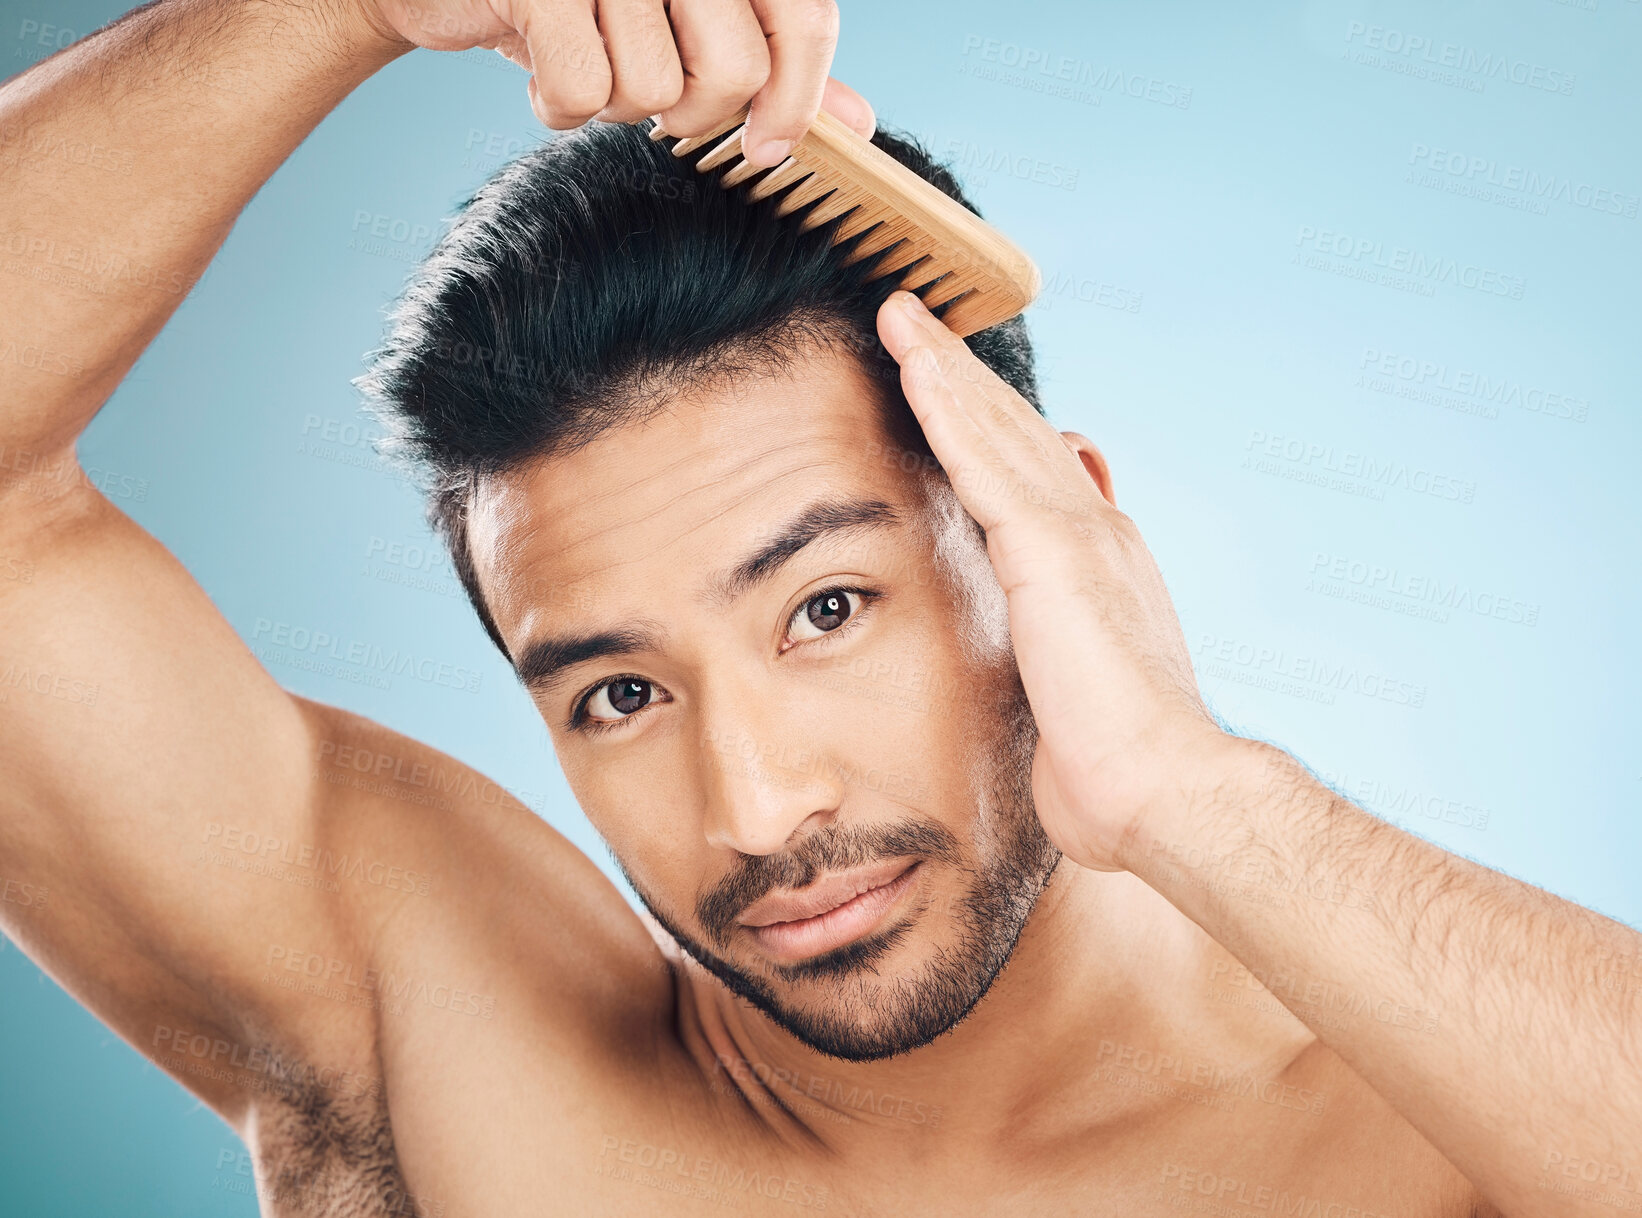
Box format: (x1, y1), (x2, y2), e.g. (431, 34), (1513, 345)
(580, 677), (657, 725)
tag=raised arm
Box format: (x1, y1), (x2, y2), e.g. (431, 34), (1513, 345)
(0, 0), (402, 454)
(0, 0), (419, 1128)
(0, 0), (855, 1129)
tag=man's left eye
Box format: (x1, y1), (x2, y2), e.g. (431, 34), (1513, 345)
(788, 589), (864, 643)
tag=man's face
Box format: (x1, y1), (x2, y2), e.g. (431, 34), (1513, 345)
(469, 342), (1060, 1061)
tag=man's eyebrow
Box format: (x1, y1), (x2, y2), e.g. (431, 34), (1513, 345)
(713, 497), (901, 604)
(513, 498), (898, 694)
(515, 626), (659, 695)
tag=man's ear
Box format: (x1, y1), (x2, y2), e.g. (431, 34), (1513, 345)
(1059, 432), (1115, 506)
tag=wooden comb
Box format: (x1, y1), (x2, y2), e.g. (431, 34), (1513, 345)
(647, 105), (1041, 338)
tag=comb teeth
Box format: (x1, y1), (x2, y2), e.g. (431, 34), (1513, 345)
(645, 106), (1040, 338)
(648, 109), (746, 157)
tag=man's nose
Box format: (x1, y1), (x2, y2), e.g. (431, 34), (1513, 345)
(697, 713), (843, 856)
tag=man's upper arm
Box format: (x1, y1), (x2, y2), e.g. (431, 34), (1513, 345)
(0, 464), (370, 1124)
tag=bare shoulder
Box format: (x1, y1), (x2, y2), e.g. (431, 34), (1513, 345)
(290, 697), (677, 1053)
(225, 698), (686, 1207)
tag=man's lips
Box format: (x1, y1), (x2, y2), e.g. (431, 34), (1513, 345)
(737, 859), (923, 962)
(739, 857), (921, 927)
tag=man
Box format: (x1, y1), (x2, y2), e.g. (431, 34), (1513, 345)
(0, 1), (1636, 1215)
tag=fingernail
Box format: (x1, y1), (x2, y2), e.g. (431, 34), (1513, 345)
(897, 290), (928, 317)
(744, 137), (794, 166)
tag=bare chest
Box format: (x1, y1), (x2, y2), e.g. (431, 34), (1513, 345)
(246, 1035), (1482, 1218)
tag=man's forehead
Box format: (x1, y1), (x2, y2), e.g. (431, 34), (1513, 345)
(467, 350), (916, 637)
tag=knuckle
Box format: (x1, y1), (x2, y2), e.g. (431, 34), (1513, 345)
(535, 108), (582, 131)
(788, 0), (841, 43)
(716, 48), (772, 97)
(615, 27), (684, 102)
(624, 70), (685, 115)
(537, 102), (595, 129)
(543, 79), (614, 124)
(628, 92), (681, 120)
(532, 104), (567, 130)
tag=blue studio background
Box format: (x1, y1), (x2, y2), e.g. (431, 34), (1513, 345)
(3, 0), (1638, 1212)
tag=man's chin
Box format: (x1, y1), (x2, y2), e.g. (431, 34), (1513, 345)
(692, 952), (982, 1063)
(743, 948), (1020, 1063)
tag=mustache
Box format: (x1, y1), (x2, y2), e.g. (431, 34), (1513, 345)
(696, 819), (965, 949)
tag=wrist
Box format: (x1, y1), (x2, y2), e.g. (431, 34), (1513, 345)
(1113, 733), (1294, 878)
(285, 0), (416, 73)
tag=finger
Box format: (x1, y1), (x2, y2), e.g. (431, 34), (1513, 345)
(880, 291), (1102, 538)
(742, 0), (841, 166)
(522, 0), (613, 129)
(877, 293), (1013, 531)
(655, 0), (770, 137)
(593, 0), (684, 124)
(878, 290), (1050, 454)
(820, 76), (874, 138)
(494, 31), (531, 70)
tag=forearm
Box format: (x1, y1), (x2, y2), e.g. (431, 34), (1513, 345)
(873, 281), (1641, 1210)
(1126, 738), (1642, 1216)
(0, 0), (406, 466)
